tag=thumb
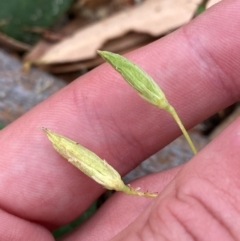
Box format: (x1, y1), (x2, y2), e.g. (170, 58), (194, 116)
(113, 116), (240, 240)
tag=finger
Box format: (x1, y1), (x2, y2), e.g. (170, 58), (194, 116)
(61, 166), (181, 241)
(0, 0), (239, 227)
(110, 114), (240, 240)
(0, 209), (54, 241)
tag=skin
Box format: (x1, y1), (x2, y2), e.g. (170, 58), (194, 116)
(0, 0), (240, 240)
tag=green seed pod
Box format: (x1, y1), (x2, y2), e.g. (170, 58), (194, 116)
(98, 50), (197, 155)
(42, 127), (157, 198)
(98, 50), (169, 109)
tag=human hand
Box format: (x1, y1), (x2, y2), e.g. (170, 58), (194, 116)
(1, 0), (240, 240)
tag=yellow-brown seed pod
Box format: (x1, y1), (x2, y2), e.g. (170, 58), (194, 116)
(42, 127), (157, 198)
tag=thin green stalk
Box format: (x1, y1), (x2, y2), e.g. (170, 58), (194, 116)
(166, 105), (197, 155)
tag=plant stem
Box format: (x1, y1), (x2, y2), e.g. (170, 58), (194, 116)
(122, 185), (158, 198)
(166, 105), (197, 155)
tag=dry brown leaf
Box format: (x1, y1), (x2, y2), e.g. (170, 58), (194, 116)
(25, 40), (54, 61)
(27, 32), (155, 73)
(206, 0), (222, 8)
(0, 32), (31, 51)
(37, 0), (202, 64)
(24, 18), (93, 62)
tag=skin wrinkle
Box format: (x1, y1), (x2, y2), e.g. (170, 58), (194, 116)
(153, 193), (196, 241)
(199, 45), (238, 102)
(141, 214), (158, 241)
(155, 206), (175, 241)
(109, 169), (181, 241)
(115, 130), (141, 170)
(71, 77), (104, 129)
(190, 131), (240, 218)
(70, 80), (114, 163)
(100, 110), (143, 169)
(131, 193), (191, 241)
(70, 84), (95, 134)
(180, 18), (240, 104)
(171, 195), (215, 241)
(121, 116), (155, 164)
(190, 193), (236, 241)
(230, 176), (240, 207)
(122, 186), (171, 241)
(174, 179), (236, 241)
(195, 177), (240, 239)
(201, 172), (240, 215)
(95, 171), (179, 240)
(146, 201), (166, 239)
(93, 102), (139, 170)
(125, 127), (147, 164)
(48, 89), (79, 132)
(110, 193), (157, 241)
(135, 229), (147, 241)
(105, 127), (128, 167)
(166, 205), (196, 241)
(71, 86), (85, 120)
(90, 100), (114, 158)
(180, 26), (229, 98)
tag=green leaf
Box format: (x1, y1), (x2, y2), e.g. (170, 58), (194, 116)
(0, 0), (75, 44)
(195, 2), (206, 15)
